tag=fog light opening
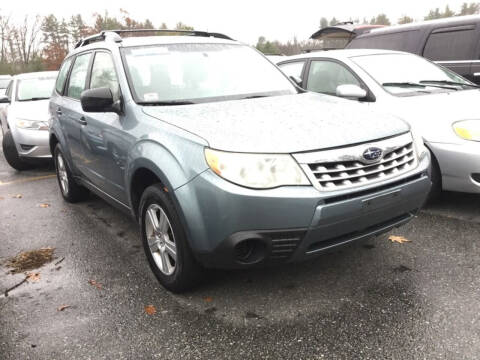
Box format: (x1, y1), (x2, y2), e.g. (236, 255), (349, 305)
(234, 239), (266, 265)
(472, 173), (480, 184)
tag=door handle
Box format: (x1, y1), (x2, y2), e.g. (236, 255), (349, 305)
(77, 116), (87, 125)
(56, 108), (62, 116)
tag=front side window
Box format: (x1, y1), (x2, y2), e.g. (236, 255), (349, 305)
(56, 58), (73, 94)
(16, 76), (56, 101)
(122, 43), (296, 104)
(279, 61), (305, 80)
(352, 53), (473, 96)
(90, 52), (120, 100)
(67, 52), (92, 99)
(424, 29), (476, 61)
(306, 60), (361, 95)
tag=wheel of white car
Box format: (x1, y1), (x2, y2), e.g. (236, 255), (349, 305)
(139, 184), (201, 292)
(427, 150), (442, 202)
(2, 130), (32, 171)
(54, 144), (89, 203)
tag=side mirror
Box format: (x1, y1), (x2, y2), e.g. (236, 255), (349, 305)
(0, 95), (9, 104)
(336, 84), (367, 100)
(289, 75), (302, 86)
(80, 87), (121, 114)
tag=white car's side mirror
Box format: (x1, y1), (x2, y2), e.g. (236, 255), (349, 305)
(336, 84), (367, 100)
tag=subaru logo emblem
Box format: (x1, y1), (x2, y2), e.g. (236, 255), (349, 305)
(362, 147), (383, 162)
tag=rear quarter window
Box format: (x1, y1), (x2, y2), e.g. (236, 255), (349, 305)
(423, 28), (476, 61)
(348, 30), (420, 53)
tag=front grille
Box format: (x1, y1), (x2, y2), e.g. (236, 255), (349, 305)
(294, 133), (417, 191)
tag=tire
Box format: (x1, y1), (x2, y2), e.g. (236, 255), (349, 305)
(2, 130), (32, 171)
(139, 184), (201, 293)
(54, 144), (89, 203)
(427, 150), (442, 202)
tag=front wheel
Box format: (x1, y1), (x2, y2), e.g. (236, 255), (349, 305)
(139, 184), (201, 292)
(427, 150), (442, 202)
(2, 130), (32, 171)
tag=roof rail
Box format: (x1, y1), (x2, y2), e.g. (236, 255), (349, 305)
(74, 29), (234, 48)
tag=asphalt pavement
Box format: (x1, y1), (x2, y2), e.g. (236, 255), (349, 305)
(1, 134), (479, 359)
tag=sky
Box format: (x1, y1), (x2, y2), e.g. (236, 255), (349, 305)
(0, 0), (474, 44)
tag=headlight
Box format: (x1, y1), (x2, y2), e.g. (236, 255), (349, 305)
(453, 120), (480, 141)
(15, 118), (49, 130)
(204, 148), (310, 189)
(411, 130), (428, 160)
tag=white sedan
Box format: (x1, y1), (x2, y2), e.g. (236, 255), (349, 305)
(278, 49), (480, 195)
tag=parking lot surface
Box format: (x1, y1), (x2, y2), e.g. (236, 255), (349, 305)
(1, 133), (479, 359)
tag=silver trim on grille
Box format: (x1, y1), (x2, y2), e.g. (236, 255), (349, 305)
(293, 133), (417, 191)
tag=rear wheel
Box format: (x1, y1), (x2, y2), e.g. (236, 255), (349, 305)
(54, 144), (89, 203)
(2, 130), (32, 171)
(139, 184), (201, 292)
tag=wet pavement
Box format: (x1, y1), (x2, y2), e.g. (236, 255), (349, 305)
(1, 134), (479, 359)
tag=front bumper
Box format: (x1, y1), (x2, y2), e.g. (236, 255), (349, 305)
(174, 155), (431, 269)
(429, 141), (480, 194)
(11, 127), (51, 159)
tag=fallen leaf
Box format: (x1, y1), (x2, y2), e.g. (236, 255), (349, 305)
(388, 235), (411, 244)
(6, 247), (55, 273)
(204, 296), (213, 303)
(145, 305), (156, 315)
(88, 279), (102, 289)
(39, 203), (50, 208)
(12, 194), (22, 199)
(57, 305), (71, 311)
(26, 272), (41, 282)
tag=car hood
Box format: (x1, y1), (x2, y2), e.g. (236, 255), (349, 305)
(11, 99), (50, 122)
(142, 93), (409, 153)
(383, 89), (480, 143)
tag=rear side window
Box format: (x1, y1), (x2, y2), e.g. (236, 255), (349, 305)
(348, 30), (419, 52)
(56, 58), (73, 94)
(67, 53), (92, 99)
(424, 29), (476, 61)
(90, 52), (120, 100)
(279, 61), (305, 80)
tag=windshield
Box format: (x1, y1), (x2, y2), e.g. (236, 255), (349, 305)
(0, 79), (10, 89)
(122, 43), (297, 104)
(351, 53), (473, 96)
(17, 77), (56, 101)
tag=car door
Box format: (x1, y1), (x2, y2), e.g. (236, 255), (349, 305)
(304, 59), (366, 98)
(423, 26), (477, 82)
(61, 52), (93, 175)
(80, 50), (130, 204)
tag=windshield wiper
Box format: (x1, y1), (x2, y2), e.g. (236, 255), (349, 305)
(19, 97), (50, 101)
(138, 100), (197, 106)
(419, 80), (480, 89)
(382, 82), (427, 88)
(383, 82), (458, 91)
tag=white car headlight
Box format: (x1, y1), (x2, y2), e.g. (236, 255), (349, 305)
(453, 120), (480, 142)
(204, 148), (310, 189)
(15, 118), (49, 130)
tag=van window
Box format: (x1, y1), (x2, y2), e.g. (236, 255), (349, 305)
(348, 30), (419, 52)
(423, 29), (476, 61)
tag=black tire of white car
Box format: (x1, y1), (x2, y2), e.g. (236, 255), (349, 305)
(54, 144), (89, 203)
(139, 184), (201, 293)
(2, 130), (32, 171)
(428, 150), (442, 202)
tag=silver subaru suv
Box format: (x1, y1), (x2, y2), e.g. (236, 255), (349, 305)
(49, 30), (431, 292)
